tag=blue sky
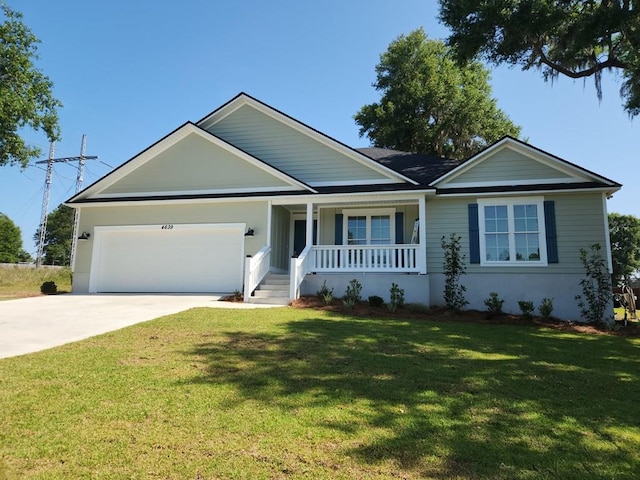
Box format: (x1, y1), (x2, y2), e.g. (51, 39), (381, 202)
(1, 0), (638, 256)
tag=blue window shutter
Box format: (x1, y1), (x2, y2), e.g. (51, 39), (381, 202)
(335, 214), (343, 245)
(395, 212), (404, 244)
(468, 204), (480, 264)
(544, 200), (558, 263)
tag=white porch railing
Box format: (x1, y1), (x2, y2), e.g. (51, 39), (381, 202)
(311, 244), (420, 272)
(244, 245), (271, 302)
(290, 245), (313, 300)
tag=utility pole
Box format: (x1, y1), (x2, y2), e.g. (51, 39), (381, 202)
(35, 137), (97, 268)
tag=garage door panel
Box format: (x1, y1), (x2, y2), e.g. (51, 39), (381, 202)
(92, 224), (244, 293)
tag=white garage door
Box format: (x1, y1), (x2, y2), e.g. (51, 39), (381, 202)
(90, 223), (245, 293)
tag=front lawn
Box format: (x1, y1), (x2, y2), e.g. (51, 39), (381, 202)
(0, 266), (72, 300)
(0, 307), (638, 479)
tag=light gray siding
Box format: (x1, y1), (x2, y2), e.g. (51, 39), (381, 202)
(441, 148), (573, 185)
(207, 105), (393, 185)
(102, 133), (295, 195)
(73, 201), (268, 292)
(425, 193), (608, 275)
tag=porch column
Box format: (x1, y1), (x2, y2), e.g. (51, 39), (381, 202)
(306, 202), (314, 248)
(418, 196), (427, 274)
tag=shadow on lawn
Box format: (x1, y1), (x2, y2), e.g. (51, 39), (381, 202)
(185, 314), (640, 479)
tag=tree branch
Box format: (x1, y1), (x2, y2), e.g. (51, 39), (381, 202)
(534, 44), (628, 79)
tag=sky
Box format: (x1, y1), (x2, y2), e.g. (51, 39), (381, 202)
(1, 0), (638, 256)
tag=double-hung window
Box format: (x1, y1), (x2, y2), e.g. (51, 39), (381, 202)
(343, 209), (395, 245)
(478, 197), (547, 265)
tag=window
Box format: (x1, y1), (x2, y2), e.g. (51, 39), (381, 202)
(478, 198), (547, 265)
(343, 209), (395, 245)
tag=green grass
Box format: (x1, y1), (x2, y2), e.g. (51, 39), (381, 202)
(0, 266), (72, 300)
(1, 307), (639, 479)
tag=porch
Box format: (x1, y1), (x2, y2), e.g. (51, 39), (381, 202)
(243, 193), (428, 303)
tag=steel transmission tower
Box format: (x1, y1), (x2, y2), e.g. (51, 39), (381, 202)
(35, 136), (97, 267)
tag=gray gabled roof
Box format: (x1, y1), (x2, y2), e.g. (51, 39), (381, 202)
(357, 147), (462, 186)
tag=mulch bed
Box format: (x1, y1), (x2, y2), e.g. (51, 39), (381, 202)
(290, 296), (640, 337)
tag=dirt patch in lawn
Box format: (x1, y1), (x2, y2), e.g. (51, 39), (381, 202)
(291, 296), (640, 337)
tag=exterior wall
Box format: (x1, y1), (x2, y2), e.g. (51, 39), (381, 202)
(207, 105), (393, 185)
(73, 201), (267, 292)
(301, 273), (430, 305)
(318, 204), (419, 245)
(425, 192), (611, 321)
(102, 133), (293, 195)
(429, 272), (607, 322)
(443, 148), (573, 185)
(270, 205), (290, 271)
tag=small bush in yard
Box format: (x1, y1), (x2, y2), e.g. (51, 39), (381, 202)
(441, 233), (468, 310)
(343, 279), (362, 308)
(317, 280), (334, 305)
(538, 297), (554, 318)
(40, 281), (57, 295)
(518, 300), (535, 317)
(576, 243), (614, 324)
(388, 282), (405, 312)
(368, 295), (384, 307)
(484, 292), (504, 315)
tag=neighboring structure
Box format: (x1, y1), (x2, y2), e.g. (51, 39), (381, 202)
(66, 93), (621, 320)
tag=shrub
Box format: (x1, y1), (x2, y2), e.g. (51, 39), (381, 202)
(538, 297), (554, 318)
(484, 292), (504, 315)
(40, 281), (57, 295)
(575, 243), (614, 324)
(343, 278), (362, 308)
(317, 280), (334, 305)
(517, 300), (535, 317)
(388, 282), (405, 312)
(441, 233), (468, 310)
(368, 295), (384, 307)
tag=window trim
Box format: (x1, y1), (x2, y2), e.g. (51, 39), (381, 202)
(477, 197), (548, 266)
(342, 208), (396, 246)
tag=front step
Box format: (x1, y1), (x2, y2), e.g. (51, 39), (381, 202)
(247, 273), (291, 305)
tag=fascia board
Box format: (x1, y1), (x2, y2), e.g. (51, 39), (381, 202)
(431, 136), (620, 188)
(69, 122), (316, 203)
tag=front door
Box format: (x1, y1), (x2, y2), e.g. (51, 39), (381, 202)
(293, 220), (317, 257)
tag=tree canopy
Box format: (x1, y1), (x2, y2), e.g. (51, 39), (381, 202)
(439, 0), (640, 117)
(0, 212), (30, 263)
(33, 204), (74, 266)
(354, 28), (520, 160)
(609, 212), (640, 285)
(0, 3), (61, 168)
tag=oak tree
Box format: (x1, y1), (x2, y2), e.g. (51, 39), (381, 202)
(609, 212), (640, 285)
(439, 0), (640, 116)
(354, 28), (520, 160)
(1, 3), (61, 168)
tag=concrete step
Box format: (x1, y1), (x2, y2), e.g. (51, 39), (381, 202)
(261, 274), (290, 285)
(247, 273), (291, 305)
(247, 296), (290, 305)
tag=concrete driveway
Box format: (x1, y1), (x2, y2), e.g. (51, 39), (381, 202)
(0, 294), (278, 360)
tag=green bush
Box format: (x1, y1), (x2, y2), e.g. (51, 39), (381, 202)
(40, 281), (57, 295)
(441, 233), (468, 310)
(575, 244), (614, 324)
(317, 280), (334, 305)
(388, 282), (405, 312)
(343, 279), (362, 308)
(538, 297), (554, 318)
(517, 300), (535, 317)
(368, 295), (384, 307)
(484, 292), (504, 315)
